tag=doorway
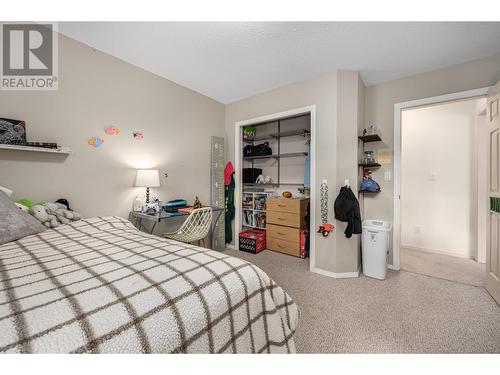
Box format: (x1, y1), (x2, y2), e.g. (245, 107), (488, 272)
(393, 89), (490, 285)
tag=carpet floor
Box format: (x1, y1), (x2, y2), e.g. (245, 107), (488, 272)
(225, 248), (500, 353)
(401, 247), (485, 287)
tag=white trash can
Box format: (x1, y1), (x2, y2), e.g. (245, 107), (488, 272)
(362, 220), (392, 280)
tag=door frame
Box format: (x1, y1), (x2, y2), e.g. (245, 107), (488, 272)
(233, 105), (317, 273)
(392, 87), (490, 270)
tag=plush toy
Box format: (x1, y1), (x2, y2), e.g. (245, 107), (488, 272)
(16, 198), (33, 209)
(29, 205), (59, 228)
(15, 203), (29, 212)
(45, 202), (70, 224)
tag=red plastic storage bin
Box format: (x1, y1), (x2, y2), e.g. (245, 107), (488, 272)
(239, 229), (266, 254)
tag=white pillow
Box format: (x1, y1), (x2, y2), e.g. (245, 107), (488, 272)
(0, 186), (13, 197)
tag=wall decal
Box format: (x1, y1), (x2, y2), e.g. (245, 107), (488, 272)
(105, 126), (120, 136)
(88, 137), (104, 148)
(133, 131), (143, 140)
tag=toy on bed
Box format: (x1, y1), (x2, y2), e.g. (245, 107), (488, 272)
(18, 198), (82, 228)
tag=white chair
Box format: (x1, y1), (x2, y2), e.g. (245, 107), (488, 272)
(164, 207), (213, 247)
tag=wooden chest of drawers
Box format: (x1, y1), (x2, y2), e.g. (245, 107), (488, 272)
(266, 197), (309, 257)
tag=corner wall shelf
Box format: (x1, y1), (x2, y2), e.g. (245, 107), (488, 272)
(358, 134), (382, 143)
(358, 163), (381, 168)
(0, 144), (73, 154)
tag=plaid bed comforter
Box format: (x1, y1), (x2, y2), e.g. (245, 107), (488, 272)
(0, 217), (298, 353)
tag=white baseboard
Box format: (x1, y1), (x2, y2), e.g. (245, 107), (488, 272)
(311, 266), (360, 279)
(387, 264), (400, 271)
(402, 245), (473, 259)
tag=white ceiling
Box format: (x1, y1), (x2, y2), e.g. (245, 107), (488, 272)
(59, 22), (500, 104)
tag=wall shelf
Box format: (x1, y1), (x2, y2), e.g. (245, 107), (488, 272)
(0, 144), (73, 154)
(358, 134), (382, 143)
(359, 190), (381, 194)
(358, 162), (381, 168)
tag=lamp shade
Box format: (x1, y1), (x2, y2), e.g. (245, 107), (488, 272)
(135, 169), (160, 187)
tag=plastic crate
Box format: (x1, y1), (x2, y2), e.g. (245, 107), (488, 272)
(239, 229), (266, 254)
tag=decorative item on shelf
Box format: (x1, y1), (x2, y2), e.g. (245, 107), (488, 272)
(24, 142), (58, 149)
(360, 169), (381, 192)
(366, 124), (378, 135)
(256, 174), (273, 184)
(88, 137), (104, 148)
(193, 196), (202, 209)
(135, 169), (160, 203)
(363, 150), (376, 164)
(105, 126), (120, 136)
(297, 186), (310, 197)
(282, 191), (292, 198)
(133, 131), (143, 140)
(242, 125), (256, 140)
(0, 118), (26, 145)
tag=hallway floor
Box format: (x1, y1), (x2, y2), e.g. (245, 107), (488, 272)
(400, 248), (485, 287)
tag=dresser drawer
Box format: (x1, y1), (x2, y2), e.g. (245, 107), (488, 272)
(267, 237), (301, 257)
(267, 210), (305, 228)
(266, 224), (300, 244)
(267, 197), (307, 214)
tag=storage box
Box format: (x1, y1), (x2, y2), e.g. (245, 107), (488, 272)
(239, 229), (266, 254)
(242, 168), (262, 183)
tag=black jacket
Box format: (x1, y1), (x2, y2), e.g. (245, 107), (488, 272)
(334, 186), (362, 238)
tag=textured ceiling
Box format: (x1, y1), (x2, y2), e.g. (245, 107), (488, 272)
(59, 22), (500, 103)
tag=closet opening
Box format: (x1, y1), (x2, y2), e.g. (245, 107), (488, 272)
(233, 106), (316, 270)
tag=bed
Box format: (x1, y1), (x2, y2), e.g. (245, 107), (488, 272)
(0, 216), (299, 353)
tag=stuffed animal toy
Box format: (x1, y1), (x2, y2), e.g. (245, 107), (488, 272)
(29, 205), (59, 228)
(23, 199), (83, 227)
(44, 202), (75, 225)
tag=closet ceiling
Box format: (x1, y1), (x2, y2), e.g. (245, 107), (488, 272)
(59, 22), (500, 103)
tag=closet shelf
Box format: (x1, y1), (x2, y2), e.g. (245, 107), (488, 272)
(359, 190), (381, 194)
(242, 224), (266, 230)
(243, 152), (308, 160)
(243, 128), (310, 143)
(358, 134), (382, 143)
(243, 182), (305, 187)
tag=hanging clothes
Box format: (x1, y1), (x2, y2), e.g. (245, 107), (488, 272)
(304, 143), (311, 188)
(224, 162), (235, 243)
(334, 186), (362, 238)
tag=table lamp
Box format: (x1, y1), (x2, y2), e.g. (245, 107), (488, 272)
(135, 169), (160, 203)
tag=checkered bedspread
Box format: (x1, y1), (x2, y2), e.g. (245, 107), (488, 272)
(0, 217), (299, 353)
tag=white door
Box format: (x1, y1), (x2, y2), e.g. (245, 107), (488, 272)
(486, 81), (500, 305)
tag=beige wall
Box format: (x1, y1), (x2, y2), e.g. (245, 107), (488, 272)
(335, 70), (364, 271)
(0, 34), (225, 222)
(226, 70), (363, 274)
(364, 53), (500, 263)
